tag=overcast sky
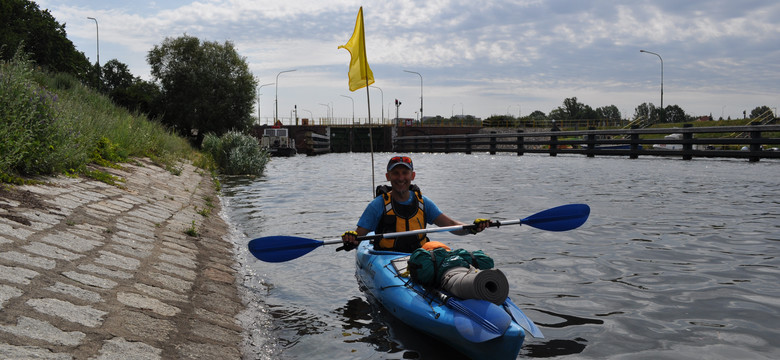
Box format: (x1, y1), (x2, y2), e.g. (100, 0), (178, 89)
(37, 0), (780, 122)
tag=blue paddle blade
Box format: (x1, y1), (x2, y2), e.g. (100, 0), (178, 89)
(504, 298), (544, 338)
(248, 236), (324, 263)
(448, 298), (511, 343)
(521, 204), (590, 231)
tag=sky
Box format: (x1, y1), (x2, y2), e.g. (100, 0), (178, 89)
(36, 0), (780, 123)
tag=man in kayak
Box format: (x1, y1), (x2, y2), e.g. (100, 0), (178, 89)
(340, 155), (490, 252)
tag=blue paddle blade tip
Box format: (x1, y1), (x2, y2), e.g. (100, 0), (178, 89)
(522, 204), (590, 231)
(248, 236), (324, 262)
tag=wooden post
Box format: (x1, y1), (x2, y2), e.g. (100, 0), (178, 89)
(682, 123), (693, 160)
(490, 131), (497, 155)
(516, 130), (524, 156)
(444, 137), (450, 154)
(586, 126), (596, 158)
(466, 136), (472, 154)
(749, 122), (762, 162)
(630, 125), (639, 159)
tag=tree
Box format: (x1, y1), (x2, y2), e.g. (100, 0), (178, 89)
(750, 106), (773, 119)
(527, 110), (547, 120)
(147, 35), (257, 144)
(593, 105), (621, 127)
(113, 80), (163, 119)
(664, 105), (687, 123)
(0, 0), (91, 77)
(483, 114), (516, 127)
(634, 102), (659, 123)
(102, 59), (135, 93)
(552, 97), (596, 124)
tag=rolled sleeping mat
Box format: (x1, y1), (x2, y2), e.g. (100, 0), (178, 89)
(439, 267), (509, 305)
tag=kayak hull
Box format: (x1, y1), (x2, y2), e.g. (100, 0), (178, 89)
(355, 241), (525, 360)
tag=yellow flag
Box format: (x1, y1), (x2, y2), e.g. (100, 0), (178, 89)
(338, 7), (374, 91)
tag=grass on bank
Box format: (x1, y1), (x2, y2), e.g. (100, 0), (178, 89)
(1, 49), (197, 184)
(1, 48), (269, 186)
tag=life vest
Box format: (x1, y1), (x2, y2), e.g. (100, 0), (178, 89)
(374, 184), (429, 252)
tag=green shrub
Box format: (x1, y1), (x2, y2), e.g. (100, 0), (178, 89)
(201, 131), (269, 176)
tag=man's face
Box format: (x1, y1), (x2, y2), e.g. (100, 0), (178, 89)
(386, 167), (415, 192)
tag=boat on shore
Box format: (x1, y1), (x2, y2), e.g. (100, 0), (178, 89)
(260, 127), (297, 157)
(653, 133), (713, 150)
(355, 241), (542, 359)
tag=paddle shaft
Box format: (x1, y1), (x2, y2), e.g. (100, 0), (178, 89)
(323, 219), (520, 246)
(249, 204), (589, 262)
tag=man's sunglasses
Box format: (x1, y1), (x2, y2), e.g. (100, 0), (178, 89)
(389, 156), (412, 164)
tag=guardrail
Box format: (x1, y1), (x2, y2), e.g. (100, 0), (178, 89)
(393, 124), (780, 162)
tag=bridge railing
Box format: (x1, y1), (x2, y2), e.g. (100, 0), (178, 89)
(393, 124), (780, 162)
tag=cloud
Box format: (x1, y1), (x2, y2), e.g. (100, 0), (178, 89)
(34, 0), (780, 119)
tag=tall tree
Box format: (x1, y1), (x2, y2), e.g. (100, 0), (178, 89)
(634, 103), (659, 123)
(102, 59), (135, 93)
(595, 105), (621, 121)
(750, 106), (773, 119)
(527, 110), (547, 120)
(664, 105), (687, 123)
(0, 0), (90, 77)
(147, 35), (257, 144)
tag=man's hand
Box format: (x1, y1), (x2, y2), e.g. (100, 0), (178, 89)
(469, 218), (490, 234)
(337, 230), (359, 251)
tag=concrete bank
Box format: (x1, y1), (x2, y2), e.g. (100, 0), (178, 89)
(0, 159), (244, 359)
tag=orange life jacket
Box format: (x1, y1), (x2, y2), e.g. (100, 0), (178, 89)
(375, 184), (429, 252)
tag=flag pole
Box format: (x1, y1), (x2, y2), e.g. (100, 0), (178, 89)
(366, 79), (374, 195)
(359, 7), (375, 194)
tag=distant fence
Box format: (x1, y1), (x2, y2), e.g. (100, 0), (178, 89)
(393, 124), (780, 162)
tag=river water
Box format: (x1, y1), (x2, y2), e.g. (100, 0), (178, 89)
(220, 152), (779, 359)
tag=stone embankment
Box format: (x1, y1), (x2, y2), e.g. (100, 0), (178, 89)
(0, 159), (244, 359)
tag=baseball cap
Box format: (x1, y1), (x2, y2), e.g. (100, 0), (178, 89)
(387, 156), (413, 172)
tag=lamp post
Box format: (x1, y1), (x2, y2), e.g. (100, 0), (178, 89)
(86, 17), (99, 66)
(341, 95), (354, 124)
(318, 103), (331, 123)
(640, 49), (663, 122)
(257, 82), (274, 125)
(302, 109), (313, 123)
(370, 85), (384, 124)
(275, 69), (297, 124)
(404, 70), (423, 122)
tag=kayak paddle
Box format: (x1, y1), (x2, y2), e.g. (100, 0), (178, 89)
(248, 203), (590, 263)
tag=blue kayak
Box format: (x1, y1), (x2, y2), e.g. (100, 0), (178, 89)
(355, 241), (543, 359)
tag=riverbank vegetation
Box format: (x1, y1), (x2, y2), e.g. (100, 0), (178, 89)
(2, 0), (268, 185)
(0, 49), (197, 184)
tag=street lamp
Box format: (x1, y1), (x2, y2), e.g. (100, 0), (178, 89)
(370, 86), (384, 124)
(341, 95), (355, 124)
(257, 82), (274, 124)
(275, 69), (297, 124)
(404, 70), (423, 122)
(318, 103), (331, 122)
(86, 17), (99, 66)
(640, 49), (663, 121)
(302, 109), (313, 124)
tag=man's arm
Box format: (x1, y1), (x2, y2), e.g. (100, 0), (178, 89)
(434, 213), (489, 236)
